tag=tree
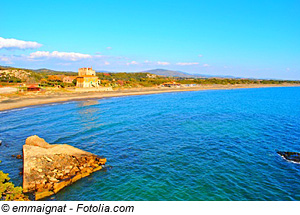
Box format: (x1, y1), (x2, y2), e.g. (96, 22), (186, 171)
(72, 78), (77, 86)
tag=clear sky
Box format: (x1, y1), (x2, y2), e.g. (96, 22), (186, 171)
(1, 0), (299, 79)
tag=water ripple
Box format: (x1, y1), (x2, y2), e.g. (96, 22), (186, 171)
(1, 87), (300, 200)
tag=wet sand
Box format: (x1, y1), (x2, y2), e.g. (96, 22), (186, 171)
(0, 84), (299, 112)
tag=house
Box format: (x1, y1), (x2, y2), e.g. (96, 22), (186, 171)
(63, 76), (77, 83)
(76, 67), (99, 88)
(27, 84), (41, 92)
(161, 81), (181, 88)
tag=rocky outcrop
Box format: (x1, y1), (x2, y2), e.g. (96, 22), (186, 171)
(277, 151), (300, 163)
(23, 135), (106, 200)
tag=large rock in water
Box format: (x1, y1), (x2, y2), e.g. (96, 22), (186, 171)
(23, 135), (106, 200)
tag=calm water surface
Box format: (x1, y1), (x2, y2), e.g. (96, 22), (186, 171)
(1, 87), (300, 200)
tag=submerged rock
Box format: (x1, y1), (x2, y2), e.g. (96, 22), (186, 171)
(277, 151), (300, 164)
(23, 135), (106, 200)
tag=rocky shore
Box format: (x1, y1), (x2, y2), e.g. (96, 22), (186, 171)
(23, 135), (106, 200)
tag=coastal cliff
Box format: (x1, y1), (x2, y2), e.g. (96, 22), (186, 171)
(23, 135), (106, 200)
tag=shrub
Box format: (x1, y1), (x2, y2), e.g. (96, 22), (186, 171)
(0, 161), (29, 201)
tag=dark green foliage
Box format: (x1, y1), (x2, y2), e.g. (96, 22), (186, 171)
(29, 72), (44, 82)
(97, 72), (175, 87)
(72, 78), (77, 86)
(97, 72), (148, 81)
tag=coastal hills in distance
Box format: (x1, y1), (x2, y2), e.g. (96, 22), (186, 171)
(97, 69), (238, 79)
(108, 69), (238, 79)
(0, 65), (238, 79)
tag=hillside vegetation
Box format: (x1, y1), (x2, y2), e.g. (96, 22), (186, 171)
(1, 65), (300, 88)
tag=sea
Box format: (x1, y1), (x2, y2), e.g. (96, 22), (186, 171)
(0, 87), (300, 201)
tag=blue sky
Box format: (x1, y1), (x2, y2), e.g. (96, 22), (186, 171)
(1, 0), (299, 79)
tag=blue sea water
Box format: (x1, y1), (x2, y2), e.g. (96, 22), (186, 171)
(1, 87), (300, 201)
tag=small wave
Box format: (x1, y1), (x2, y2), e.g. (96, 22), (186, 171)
(0, 107), (28, 114)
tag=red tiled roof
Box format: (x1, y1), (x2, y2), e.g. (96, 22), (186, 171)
(28, 84), (40, 88)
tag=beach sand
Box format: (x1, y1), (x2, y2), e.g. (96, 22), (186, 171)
(0, 84), (299, 112)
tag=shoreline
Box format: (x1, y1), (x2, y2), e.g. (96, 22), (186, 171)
(1, 84), (299, 112)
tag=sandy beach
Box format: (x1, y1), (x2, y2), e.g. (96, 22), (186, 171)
(0, 84), (299, 112)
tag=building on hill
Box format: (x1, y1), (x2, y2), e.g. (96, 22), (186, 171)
(78, 67), (96, 76)
(76, 67), (99, 88)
